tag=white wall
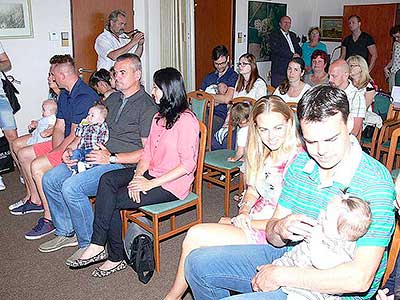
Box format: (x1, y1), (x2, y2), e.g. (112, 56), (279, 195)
(234, 0), (398, 83)
(1, 0), (73, 135)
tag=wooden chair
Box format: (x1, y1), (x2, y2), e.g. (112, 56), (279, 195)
(286, 102), (298, 112)
(395, 69), (400, 87)
(122, 121), (207, 273)
(267, 85), (276, 95)
(374, 104), (400, 164)
(203, 96), (256, 216)
(187, 90), (214, 151)
(382, 217), (400, 285)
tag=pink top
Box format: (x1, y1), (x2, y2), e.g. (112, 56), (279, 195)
(141, 110), (199, 199)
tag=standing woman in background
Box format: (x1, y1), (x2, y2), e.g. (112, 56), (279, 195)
(301, 27), (327, 73)
(384, 25), (400, 92)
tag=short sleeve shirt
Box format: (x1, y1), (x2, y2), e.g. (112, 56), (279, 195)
(342, 32), (375, 62)
(279, 137), (395, 299)
(301, 42), (328, 67)
(233, 78), (267, 100)
(344, 80), (366, 118)
(56, 79), (99, 137)
(200, 67), (238, 119)
(105, 89), (158, 155)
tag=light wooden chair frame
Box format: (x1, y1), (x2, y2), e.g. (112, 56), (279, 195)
(122, 121), (207, 273)
(203, 96), (256, 216)
(187, 90), (214, 151)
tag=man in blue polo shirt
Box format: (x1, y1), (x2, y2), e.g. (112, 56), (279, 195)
(200, 45), (238, 137)
(11, 55), (98, 241)
(184, 86), (395, 300)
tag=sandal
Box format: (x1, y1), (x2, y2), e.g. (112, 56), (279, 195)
(91, 260), (127, 278)
(69, 249), (107, 269)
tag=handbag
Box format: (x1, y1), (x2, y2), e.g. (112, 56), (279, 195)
(0, 136), (14, 175)
(2, 71), (20, 114)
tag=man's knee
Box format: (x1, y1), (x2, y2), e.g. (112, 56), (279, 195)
(18, 146), (35, 163)
(183, 224), (205, 249)
(31, 157), (52, 179)
(4, 129), (18, 143)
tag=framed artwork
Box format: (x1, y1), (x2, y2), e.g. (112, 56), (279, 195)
(247, 1), (287, 62)
(319, 16), (342, 42)
(0, 0), (33, 39)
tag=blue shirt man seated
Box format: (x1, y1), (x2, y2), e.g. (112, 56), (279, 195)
(184, 85), (395, 300)
(200, 45), (238, 137)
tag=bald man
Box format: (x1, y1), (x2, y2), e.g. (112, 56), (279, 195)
(11, 55), (98, 241)
(328, 59), (365, 137)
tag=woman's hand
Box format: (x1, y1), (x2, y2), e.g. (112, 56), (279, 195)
(376, 288), (393, 300)
(127, 175), (153, 203)
(218, 217), (232, 225)
(231, 212), (252, 231)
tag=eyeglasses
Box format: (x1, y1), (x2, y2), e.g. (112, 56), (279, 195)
(214, 59), (228, 67)
(237, 62), (251, 67)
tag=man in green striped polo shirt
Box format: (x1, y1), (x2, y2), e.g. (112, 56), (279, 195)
(184, 85), (395, 300)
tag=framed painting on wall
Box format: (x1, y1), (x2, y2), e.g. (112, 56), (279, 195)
(247, 1), (287, 62)
(319, 16), (342, 42)
(0, 0), (33, 39)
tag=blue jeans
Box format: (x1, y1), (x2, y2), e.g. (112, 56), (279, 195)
(0, 94), (16, 130)
(70, 148), (95, 173)
(184, 243), (288, 300)
(42, 163), (124, 247)
(384, 253), (400, 298)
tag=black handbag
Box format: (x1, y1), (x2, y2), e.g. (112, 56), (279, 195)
(0, 136), (14, 175)
(2, 71), (20, 114)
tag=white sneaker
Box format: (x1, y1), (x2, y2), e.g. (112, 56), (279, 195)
(8, 199), (25, 211)
(19, 176), (25, 185)
(0, 176), (5, 191)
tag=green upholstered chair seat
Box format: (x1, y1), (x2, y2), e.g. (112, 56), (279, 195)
(382, 140), (400, 149)
(141, 192), (198, 214)
(391, 169), (399, 181)
(361, 136), (372, 144)
(204, 149), (242, 169)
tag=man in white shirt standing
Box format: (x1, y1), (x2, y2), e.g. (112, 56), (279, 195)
(328, 59), (366, 138)
(95, 9), (144, 71)
(0, 42), (18, 191)
(270, 16), (302, 87)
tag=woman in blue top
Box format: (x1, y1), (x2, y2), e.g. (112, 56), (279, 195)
(302, 27), (327, 73)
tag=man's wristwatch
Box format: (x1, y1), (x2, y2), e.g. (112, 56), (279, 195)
(109, 153), (118, 164)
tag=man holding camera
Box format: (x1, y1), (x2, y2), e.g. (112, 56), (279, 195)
(95, 9), (144, 71)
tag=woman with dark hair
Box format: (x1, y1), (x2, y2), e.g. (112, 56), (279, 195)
(69, 67), (200, 277)
(235, 53), (267, 99)
(301, 27), (327, 72)
(304, 50), (329, 86)
(89, 68), (116, 103)
(385, 25), (400, 92)
(273, 57), (311, 103)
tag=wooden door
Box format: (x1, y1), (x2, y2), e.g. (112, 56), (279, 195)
(70, 0), (134, 82)
(194, 0), (235, 89)
(343, 4), (398, 91)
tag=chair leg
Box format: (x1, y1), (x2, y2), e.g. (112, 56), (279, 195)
(224, 173), (231, 217)
(153, 216), (161, 273)
(121, 210), (127, 238)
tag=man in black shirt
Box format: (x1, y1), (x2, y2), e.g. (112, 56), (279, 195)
(340, 15), (377, 72)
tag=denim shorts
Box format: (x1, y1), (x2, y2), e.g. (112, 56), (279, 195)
(0, 94), (17, 130)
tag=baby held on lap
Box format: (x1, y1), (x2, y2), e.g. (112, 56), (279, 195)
(27, 99), (57, 145)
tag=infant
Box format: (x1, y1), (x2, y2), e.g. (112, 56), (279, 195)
(70, 103), (109, 174)
(273, 194), (372, 300)
(27, 99), (57, 145)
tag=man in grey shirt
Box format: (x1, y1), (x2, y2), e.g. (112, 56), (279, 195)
(39, 54), (157, 265)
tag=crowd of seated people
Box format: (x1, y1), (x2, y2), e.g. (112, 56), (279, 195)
(2, 9), (400, 300)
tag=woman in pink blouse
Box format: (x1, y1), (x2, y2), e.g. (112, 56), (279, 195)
(69, 67), (199, 277)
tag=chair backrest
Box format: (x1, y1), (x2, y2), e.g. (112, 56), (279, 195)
(286, 102), (298, 112)
(187, 90), (214, 151)
(395, 69), (400, 86)
(193, 121), (207, 195)
(267, 85), (276, 95)
(374, 92), (392, 121)
(226, 97), (256, 150)
(385, 127), (400, 172)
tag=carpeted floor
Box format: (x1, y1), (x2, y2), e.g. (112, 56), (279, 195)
(0, 169), (238, 300)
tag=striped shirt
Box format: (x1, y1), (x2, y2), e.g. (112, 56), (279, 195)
(279, 137), (395, 299)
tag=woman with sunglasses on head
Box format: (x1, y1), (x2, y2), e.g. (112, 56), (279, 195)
(273, 57), (311, 103)
(164, 96), (301, 300)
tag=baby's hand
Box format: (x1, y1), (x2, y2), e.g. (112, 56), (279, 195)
(28, 120), (38, 131)
(217, 82), (228, 95)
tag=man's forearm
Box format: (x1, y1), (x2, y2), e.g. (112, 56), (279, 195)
(51, 133), (76, 153)
(52, 128), (65, 149)
(115, 149), (143, 164)
(368, 54), (377, 72)
(134, 44), (143, 58)
(108, 41), (137, 61)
